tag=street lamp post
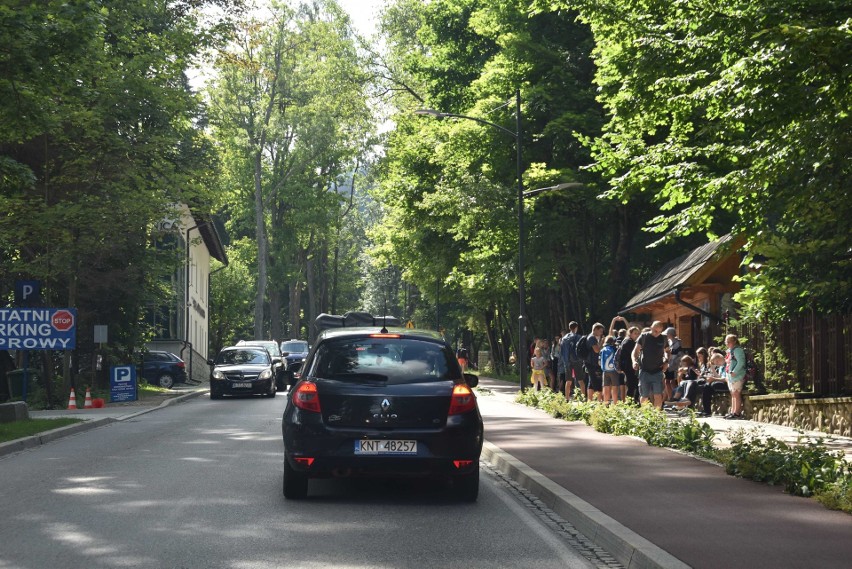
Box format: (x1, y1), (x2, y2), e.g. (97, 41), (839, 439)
(416, 90), (529, 391)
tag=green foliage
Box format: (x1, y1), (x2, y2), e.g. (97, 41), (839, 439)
(549, 0), (852, 320)
(724, 428), (850, 498)
(815, 477), (852, 515)
(0, 0), (232, 361)
(375, 0), (670, 349)
(209, 0), (375, 339)
(517, 389), (716, 456)
(0, 419), (82, 444)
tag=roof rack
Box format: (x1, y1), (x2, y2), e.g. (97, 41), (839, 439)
(314, 312), (402, 333)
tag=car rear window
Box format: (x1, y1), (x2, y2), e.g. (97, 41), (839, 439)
(281, 341), (308, 353)
(216, 349), (269, 365)
(309, 338), (460, 384)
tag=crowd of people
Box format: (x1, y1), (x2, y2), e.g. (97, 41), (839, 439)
(529, 318), (749, 420)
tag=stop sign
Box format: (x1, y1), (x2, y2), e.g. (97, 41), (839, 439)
(52, 309), (75, 332)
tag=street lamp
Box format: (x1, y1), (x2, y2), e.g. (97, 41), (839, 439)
(523, 182), (585, 198)
(416, 90), (528, 391)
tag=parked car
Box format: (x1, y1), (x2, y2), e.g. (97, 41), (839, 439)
(281, 317), (483, 501)
(208, 346), (277, 399)
(142, 351), (187, 389)
(236, 340), (287, 390)
(279, 339), (309, 387)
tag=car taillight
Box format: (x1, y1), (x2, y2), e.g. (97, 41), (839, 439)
(292, 382), (321, 413)
(176, 362), (185, 368)
(448, 384), (476, 415)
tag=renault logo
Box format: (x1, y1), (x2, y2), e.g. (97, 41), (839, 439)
(381, 398), (391, 412)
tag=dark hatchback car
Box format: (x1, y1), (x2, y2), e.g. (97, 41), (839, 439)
(281, 324), (483, 501)
(209, 347), (277, 399)
(142, 351), (187, 389)
(279, 339), (309, 387)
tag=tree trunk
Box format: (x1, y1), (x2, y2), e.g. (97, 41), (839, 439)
(609, 204), (633, 315)
(269, 287), (282, 341)
(483, 308), (502, 375)
(289, 278), (302, 339)
(253, 151), (269, 340)
(306, 253), (317, 329)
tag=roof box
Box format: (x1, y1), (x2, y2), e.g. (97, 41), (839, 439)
(314, 312), (402, 332)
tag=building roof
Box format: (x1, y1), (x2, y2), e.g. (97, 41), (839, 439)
(621, 234), (738, 313)
(196, 215), (228, 264)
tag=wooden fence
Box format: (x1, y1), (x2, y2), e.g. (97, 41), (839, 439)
(728, 311), (851, 395)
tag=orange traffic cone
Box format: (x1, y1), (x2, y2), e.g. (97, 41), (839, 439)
(67, 388), (78, 410)
(84, 387), (93, 409)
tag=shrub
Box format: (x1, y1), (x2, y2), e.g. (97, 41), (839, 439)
(724, 428), (849, 497)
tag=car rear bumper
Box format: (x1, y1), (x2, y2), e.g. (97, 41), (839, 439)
(211, 378), (273, 396)
(283, 414), (483, 478)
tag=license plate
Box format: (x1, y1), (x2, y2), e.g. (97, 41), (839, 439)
(231, 382), (252, 388)
(354, 440), (417, 455)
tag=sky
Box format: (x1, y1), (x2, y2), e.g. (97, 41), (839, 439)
(337, 0), (384, 37)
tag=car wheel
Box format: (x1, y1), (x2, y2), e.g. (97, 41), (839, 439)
(283, 459), (308, 499)
(210, 389), (222, 400)
(453, 468), (479, 502)
(158, 374), (175, 389)
(267, 382), (277, 398)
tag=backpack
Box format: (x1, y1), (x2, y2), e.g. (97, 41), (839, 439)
(601, 345), (617, 372)
(614, 340), (629, 373)
(575, 334), (590, 360)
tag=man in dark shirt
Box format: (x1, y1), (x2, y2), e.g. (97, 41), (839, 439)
(618, 326), (641, 404)
(585, 322), (605, 401)
(561, 322), (585, 398)
(631, 321), (669, 408)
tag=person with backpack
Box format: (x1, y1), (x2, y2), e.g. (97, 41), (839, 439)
(561, 322), (585, 398)
(582, 322), (605, 401)
(724, 334), (747, 419)
(600, 335), (620, 405)
(631, 321), (669, 408)
(616, 326), (641, 404)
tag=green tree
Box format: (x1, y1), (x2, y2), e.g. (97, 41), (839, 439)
(374, 0), (652, 366)
(0, 0), (233, 392)
(209, 0), (375, 341)
(552, 0), (852, 320)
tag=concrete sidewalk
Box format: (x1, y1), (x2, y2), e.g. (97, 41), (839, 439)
(477, 377), (852, 569)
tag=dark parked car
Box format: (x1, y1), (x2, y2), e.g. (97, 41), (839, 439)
(279, 339), (309, 387)
(281, 318), (483, 501)
(208, 347), (277, 399)
(142, 351), (187, 389)
(236, 340), (287, 390)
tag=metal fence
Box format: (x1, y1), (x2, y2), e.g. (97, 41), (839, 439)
(728, 311), (851, 395)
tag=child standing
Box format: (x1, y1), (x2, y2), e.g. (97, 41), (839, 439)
(600, 336), (620, 405)
(531, 347), (548, 391)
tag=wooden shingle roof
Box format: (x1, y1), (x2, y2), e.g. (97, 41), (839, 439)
(621, 234), (738, 313)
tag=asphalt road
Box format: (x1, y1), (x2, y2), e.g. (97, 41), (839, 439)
(0, 394), (599, 569)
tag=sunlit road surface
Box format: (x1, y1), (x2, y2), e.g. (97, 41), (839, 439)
(0, 395), (597, 569)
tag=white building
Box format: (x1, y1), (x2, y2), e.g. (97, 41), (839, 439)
(147, 206), (228, 382)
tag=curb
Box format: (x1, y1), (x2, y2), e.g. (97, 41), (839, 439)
(481, 441), (691, 569)
(0, 388), (208, 459)
(116, 388), (208, 421)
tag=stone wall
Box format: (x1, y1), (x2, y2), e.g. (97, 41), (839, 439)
(743, 394), (852, 437)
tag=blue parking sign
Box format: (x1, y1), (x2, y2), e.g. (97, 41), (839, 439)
(110, 365), (138, 402)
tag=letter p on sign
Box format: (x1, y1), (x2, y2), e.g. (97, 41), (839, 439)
(114, 366), (133, 383)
